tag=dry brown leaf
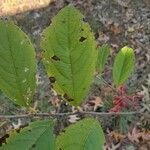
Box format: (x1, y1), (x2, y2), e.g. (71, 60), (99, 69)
(139, 141), (150, 150)
(128, 127), (142, 143)
(50, 96), (61, 107)
(97, 32), (110, 43)
(28, 101), (38, 114)
(110, 23), (122, 34)
(127, 127), (150, 143)
(68, 115), (80, 123)
(103, 142), (121, 150)
(141, 129), (150, 142)
(110, 131), (126, 141)
(89, 97), (103, 111)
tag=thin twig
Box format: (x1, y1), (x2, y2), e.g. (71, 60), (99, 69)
(0, 111), (143, 120)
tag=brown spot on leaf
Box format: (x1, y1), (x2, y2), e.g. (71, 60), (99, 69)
(61, 129), (66, 133)
(63, 93), (74, 102)
(19, 124), (29, 129)
(16, 129), (21, 133)
(51, 55), (60, 61)
(79, 36), (87, 42)
(0, 134), (9, 146)
(49, 77), (56, 83)
(15, 124), (29, 133)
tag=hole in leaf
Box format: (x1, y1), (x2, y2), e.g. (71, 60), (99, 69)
(49, 77), (56, 83)
(62, 20), (66, 23)
(79, 37), (87, 42)
(32, 144), (36, 148)
(51, 55), (60, 61)
(63, 93), (74, 102)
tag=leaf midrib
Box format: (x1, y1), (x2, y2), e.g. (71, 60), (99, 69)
(67, 9), (75, 99)
(117, 52), (128, 85)
(5, 25), (25, 105)
(83, 124), (96, 150)
(28, 125), (51, 150)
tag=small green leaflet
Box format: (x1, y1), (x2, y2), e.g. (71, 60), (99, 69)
(113, 46), (135, 86)
(0, 120), (55, 150)
(96, 44), (110, 73)
(56, 118), (105, 150)
(41, 5), (97, 106)
(0, 21), (36, 106)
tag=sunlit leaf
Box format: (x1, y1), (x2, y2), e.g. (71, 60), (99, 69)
(41, 5), (97, 106)
(113, 46), (135, 86)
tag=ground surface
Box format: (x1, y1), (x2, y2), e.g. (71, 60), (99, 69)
(0, 0), (150, 149)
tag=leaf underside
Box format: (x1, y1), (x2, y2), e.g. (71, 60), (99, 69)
(56, 118), (105, 150)
(113, 46), (135, 86)
(0, 120), (55, 150)
(0, 21), (36, 106)
(41, 5), (97, 106)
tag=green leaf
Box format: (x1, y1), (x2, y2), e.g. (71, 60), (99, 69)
(0, 120), (55, 150)
(96, 44), (110, 73)
(113, 46), (135, 86)
(0, 21), (36, 106)
(41, 5), (97, 106)
(56, 118), (105, 150)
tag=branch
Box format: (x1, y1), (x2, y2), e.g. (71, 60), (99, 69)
(0, 111), (143, 120)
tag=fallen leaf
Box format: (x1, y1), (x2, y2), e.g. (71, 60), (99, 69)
(110, 131), (126, 141)
(128, 127), (142, 143)
(128, 26), (135, 32)
(89, 97), (103, 111)
(110, 23), (122, 34)
(141, 129), (150, 142)
(103, 142), (121, 150)
(50, 96), (61, 107)
(68, 115), (80, 123)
